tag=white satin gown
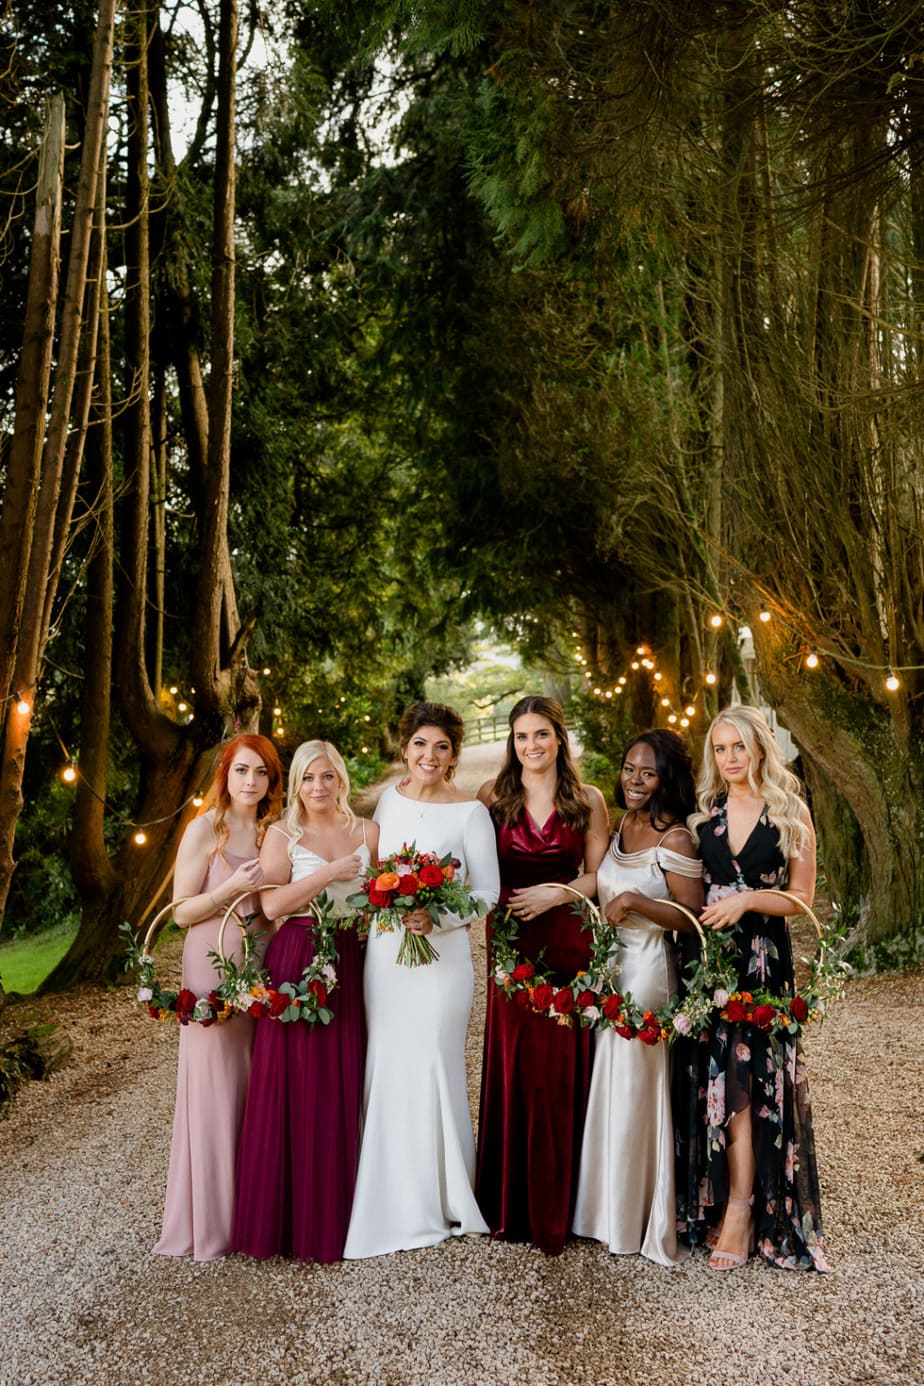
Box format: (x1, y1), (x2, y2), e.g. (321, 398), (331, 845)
(343, 786), (500, 1258)
(572, 828), (702, 1266)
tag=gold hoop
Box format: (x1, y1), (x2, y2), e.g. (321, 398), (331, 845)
(544, 881), (606, 933)
(216, 884), (284, 962)
(140, 896), (239, 955)
(773, 889), (823, 939)
(658, 898), (707, 947)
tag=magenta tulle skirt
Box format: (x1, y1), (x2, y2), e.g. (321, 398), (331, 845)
(230, 916), (365, 1262)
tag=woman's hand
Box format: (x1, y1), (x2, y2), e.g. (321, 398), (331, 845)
(327, 853), (363, 885)
(223, 857), (265, 899)
(508, 885), (563, 921)
(402, 908), (434, 936)
(700, 893), (752, 929)
(604, 892), (638, 927)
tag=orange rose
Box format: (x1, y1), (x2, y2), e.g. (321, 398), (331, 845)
(442, 863), (455, 881)
(375, 871), (401, 891)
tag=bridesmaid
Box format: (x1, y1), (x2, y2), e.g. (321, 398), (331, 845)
(154, 733), (283, 1261)
(476, 695), (609, 1255)
(572, 729), (702, 1265)
(231, 739), (378, 1262)
(688, 705), (828, 1271)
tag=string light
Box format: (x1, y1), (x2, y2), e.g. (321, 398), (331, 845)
(709, 614), (723, 629)
(275, 726), (285, 737)
(631, 661), (639, 671)
(177, 702), (188, 713)
(684, 705), (695, 717)
(680, 717), (690, 728)
(273, 706), (282, 716)
(15, 692), (30, 715)
(661, 697), (669, 708)
(263, 667), (271, 675)
(169, 685), (178, 695)
(668, 713), (678, 724)
(885, 671), (900, 691)
(653, 672), (662, 682)
(134, 830), (147, 845)
(605, 691), (613, 699)
(758, 610), (771, 623)
(705, 672), (717, 686)
(805, 652), (819, 669)
(636, 645), (648, 655)
(192, 794), (204, 807)
(61, 762), (77, 784)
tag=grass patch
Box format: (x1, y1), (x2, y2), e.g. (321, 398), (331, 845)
(0, 923), (78, 994)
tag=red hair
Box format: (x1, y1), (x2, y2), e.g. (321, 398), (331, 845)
(212, 734), (284, 858)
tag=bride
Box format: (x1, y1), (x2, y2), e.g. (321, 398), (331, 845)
(344, 702), (500, 1258)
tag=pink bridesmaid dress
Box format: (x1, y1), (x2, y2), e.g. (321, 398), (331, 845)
(153, 850), (256, 1261)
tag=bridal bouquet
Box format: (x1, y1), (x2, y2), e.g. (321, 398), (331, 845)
(347, 843), (488, 967)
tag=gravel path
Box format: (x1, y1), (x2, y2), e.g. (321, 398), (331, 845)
(1, 743), (922, 1386)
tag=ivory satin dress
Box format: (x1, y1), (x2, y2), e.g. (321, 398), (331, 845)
(572, 828), (702, 1266)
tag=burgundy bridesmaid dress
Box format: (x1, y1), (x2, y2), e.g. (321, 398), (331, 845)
(475, 809), (593, 1254)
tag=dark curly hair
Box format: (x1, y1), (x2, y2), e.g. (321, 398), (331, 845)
(490, 695), (592, 832)
(615, 728), (695, 828)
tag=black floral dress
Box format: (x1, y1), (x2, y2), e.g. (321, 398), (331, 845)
(676, 796), (829, 1271)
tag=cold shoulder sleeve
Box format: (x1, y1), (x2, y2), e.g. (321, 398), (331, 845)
(655, 844), (704, 879)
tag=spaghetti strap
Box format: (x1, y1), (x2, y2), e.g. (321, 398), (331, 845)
(360, 818), (368, 848)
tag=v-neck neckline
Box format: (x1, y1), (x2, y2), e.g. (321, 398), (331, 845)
(718, 795), (766, 862)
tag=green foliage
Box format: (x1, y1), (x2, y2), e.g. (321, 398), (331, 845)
(0, 924), (78, 993)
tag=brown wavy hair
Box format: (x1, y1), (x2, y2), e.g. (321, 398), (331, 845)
(490, 695), (592, 832)
(212, 734), (284, 860)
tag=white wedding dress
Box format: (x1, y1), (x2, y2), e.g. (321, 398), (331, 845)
(572, 827), (702, 1266)
(343, 785), (500, 1258)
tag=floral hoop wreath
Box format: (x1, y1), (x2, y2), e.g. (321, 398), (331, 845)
(213, 889), (341, 1024)
(705, 889), (850, 1040)
(122, 887), (343, 1027)
(489, 885), (848, 1044)
(121, 897), (248, 1026)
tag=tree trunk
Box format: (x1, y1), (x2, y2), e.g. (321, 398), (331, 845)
(0, 93), (64, 993)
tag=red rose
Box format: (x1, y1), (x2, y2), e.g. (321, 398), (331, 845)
(602, 993), (624, 1020)
(268, 990), (289, 1018)
(725, 998), (748, 1023)
(176, 988), (197, 1024)
(512, 962), (535, 982)
(147, 1004), (159, 1019)
(248, 1001), (264, 1019)
(397, 874), (420, 896)
(576, 990), (596, 1008)
(752, 1004), (776, 1031)
(307, 979), (328, 1008)
(614, 1023), (636, 1040)
(531, 983), (554, 1012)
(419, 864), (445, 889)
(367, 887), (390, 908)
(513, 989), (531, 1009)
(790, 995), (808, 1022)
(639, 1025), (661, 1045)
(553, 987), (574, 1014)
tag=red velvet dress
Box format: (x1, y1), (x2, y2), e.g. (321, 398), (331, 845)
(475, 809), (593, 1254)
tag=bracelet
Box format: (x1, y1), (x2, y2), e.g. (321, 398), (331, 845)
(209, 890), (223, 911)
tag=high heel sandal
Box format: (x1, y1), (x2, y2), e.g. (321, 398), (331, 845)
(707, 1195), (755, 1272)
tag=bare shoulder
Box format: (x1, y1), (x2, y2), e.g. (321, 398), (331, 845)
(659, 824), (699, 859)
(477, 778), (497, 808)
(584, 783), (609, 816)
(179, 811), (214, 851)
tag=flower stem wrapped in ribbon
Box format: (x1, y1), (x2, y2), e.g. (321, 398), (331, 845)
(346, 842), (489, 967)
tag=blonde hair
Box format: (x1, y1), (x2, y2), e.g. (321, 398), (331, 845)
(689, 706), (811, 861)
(282, 740), (355, 852)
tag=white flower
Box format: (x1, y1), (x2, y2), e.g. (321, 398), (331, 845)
(673, 1012), (693, 1036)
(136, 986), (153, 1002)
(321, 964), (337, 983)
(581, 1005), (600, 1021)
(712, 988), (729, 1008)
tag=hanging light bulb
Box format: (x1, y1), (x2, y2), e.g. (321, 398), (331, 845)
(134, 830), (147, 846)
(653, 672), (662, 682)
(631, 661), (640, 671)
(685, 705), (695, 717)
(177, 701), (188, 713)
(667, 714), (678, 724)
(759, 610), (771, 624)
(62, 763), (77, 784)
(680, 717), (690, 728)
(805, 652), (819, 669)
(192, 793), (204, 807)
(263, 667), (271, 676)
(273, 706), (282, 716)
(169, 685), (179, 695)
(15, 693), (30, 715)
(709, 614), (723, 629)
(705, 672), (717, 686)
(661, 697), (670, 708)
(885, 671), (900, 692)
